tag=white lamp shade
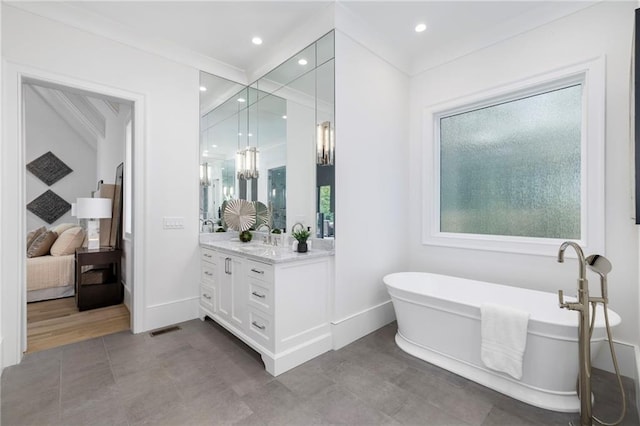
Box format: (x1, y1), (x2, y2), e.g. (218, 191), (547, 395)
(76, 197), (112, 219)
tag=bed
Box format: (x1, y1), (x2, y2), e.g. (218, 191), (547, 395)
(27, 254), (75, 302)
(25, 223), (84, 303)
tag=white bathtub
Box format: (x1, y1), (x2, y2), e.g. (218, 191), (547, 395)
(384, 272), (621, 412)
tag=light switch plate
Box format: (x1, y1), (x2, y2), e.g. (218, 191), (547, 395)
(163, 216), (184, 229)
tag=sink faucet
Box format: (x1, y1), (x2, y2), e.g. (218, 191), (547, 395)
(202, 219), (214, 233)
(557, 241), (592, 426)
(291, 222), (304, 234)
(256, 223), (274, 245)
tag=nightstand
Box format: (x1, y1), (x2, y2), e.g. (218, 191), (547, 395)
(75, 247), (123, 311)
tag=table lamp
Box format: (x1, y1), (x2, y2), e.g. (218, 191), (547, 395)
(76, 197), (112, 249)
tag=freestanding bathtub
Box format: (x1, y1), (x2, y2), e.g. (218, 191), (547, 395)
(384, 272), (621, 412)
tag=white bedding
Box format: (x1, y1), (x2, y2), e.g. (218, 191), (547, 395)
(26, 254), (75, 292)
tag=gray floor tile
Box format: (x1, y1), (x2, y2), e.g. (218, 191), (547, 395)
(3, 319), (638, 426)
(184, 387), (254, 424)
(325, 360), (411, 416)
(61, 386), (128, 426)
(306, 384), (400, 425)
(60, 359), (116, 404)
(241, 380), (306, 421)
(481, 406), (537, 426)
(276, 362), (335, 398)
(392, 394), (472, 426)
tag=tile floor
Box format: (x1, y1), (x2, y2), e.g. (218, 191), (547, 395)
(1, 319), (637, 425)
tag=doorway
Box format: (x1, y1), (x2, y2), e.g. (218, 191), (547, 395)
(22, 78), (134, 352)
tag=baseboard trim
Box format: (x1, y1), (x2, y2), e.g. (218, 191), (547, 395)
(144, 296), (199, 332)
(331, 300), (396, 350)
(123, 283), (132, 313)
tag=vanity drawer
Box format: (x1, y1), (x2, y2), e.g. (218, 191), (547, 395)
(201, 263), (216, 284)
(201, 248), (216, 265)
(248, 309), (273, 348)
(200, 284), (216, 314)
(248, 279), (272, 315)
(246, 260), (273, 283)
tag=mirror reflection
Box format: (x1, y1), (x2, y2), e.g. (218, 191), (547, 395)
(199, 30), (334, 238)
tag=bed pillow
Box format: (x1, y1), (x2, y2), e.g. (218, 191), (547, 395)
(50, 227), (85, 256)
(27, 230), (58, 258)
(26, 226), (46, 250)
(52, 223), (77, 235)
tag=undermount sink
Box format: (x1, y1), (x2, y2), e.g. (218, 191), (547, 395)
(234, 244), (282, 256)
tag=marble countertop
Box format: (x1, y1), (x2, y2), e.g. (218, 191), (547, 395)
(199, 233), (334, 265)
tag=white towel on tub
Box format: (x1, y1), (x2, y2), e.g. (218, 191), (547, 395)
(480, 303), (530, 380)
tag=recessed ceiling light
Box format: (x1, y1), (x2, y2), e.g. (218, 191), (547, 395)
(211, 144), (217, 148)
(199, 86), (207, 92)
(415, 23), (427, 33)
(203, 150), (209, 156)
(282, 115), (287, 119)
(237, 97), (246, 103)
(248, 133), (253, 137)
(252, 37), (263, 45)
(298, 58), (308, 66)
(238, 132), (243, 136)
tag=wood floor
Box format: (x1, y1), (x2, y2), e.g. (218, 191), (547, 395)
(27, 297), (130, 353)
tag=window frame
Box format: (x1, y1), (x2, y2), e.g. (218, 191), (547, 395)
(422, 58), (605, 257)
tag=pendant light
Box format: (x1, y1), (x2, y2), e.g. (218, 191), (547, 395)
(316, 121), (334, 166)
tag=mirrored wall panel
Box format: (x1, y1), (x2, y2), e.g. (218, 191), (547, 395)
(199, 30), (334, 237)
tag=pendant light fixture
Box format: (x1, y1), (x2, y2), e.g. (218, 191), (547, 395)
(236, 90), (260, 180)
(200, 162), (211, 186)
(316, 121), (334, 166)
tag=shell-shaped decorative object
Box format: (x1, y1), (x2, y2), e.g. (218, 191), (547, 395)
(254, 201), (271, 228)
(224, 199), (256, 232)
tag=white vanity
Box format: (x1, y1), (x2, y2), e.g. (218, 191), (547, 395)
(199, 235), (334, 376)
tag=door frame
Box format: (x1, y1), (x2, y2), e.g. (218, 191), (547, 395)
(1, 60), (147, 366)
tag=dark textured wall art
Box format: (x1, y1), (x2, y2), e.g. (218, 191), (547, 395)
(26, 151), (73, 186)
(27, 190), (71, 224)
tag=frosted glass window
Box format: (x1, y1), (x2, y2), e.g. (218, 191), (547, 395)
(439, 84), (582, 239)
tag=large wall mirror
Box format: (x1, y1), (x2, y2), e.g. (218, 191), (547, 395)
(199, 31), (335, 237)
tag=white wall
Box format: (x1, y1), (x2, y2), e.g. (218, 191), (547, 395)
(2, 5), (200, 365)
(409, 2), (639, 348)
(24, 85), (97, 230)
(332, 31), (410, 346)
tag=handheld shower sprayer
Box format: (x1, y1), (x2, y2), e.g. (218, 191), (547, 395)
(584, 254), (626, 426)
(586, 255), (611, 304)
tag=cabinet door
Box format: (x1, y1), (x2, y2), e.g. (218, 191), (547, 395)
(217, 254), (247, 330)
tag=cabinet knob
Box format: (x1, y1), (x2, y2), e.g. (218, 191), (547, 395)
(204, 253), (212, 258)
(251, 291), (266, 299)
(251, 321), (266, 330)
(203, 293), (211, 300)
(204, 271), (213, 276)
(250, 268), (264, 274)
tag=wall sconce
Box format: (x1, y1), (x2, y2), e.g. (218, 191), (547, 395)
(200, 162), (211, 186)
(317, 121), (334, 166)
(236, 146), (260, 180)
(75, 197), (112, 249)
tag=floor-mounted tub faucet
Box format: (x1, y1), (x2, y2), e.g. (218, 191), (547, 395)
(557, 241), (591, 426)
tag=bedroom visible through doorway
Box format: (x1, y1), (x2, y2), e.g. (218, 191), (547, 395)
(23, 78), (134, 353)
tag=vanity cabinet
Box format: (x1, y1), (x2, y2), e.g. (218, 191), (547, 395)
(217, 254), (247, 330)
(199, 248), (217, 317)
(199, 245), (333, 376)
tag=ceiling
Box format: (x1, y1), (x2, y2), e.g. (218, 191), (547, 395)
(13, 1), (597, 79)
